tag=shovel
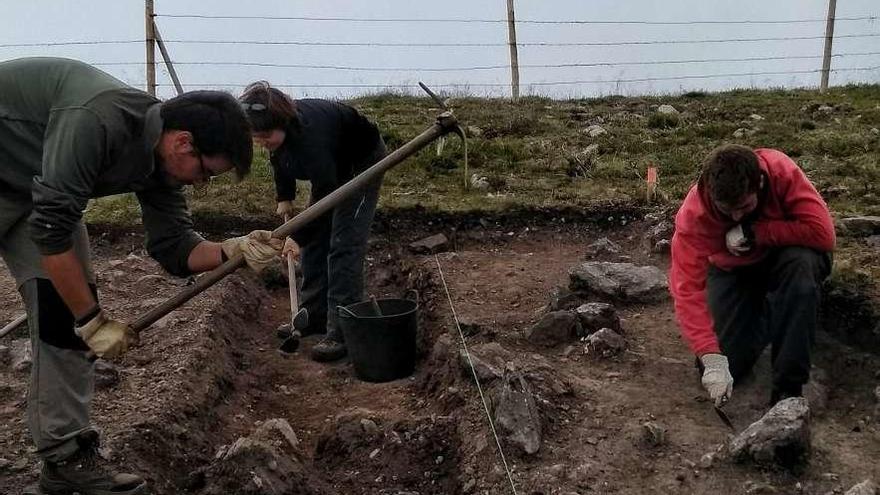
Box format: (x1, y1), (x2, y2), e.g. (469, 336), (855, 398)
(277, 216), (309, 354)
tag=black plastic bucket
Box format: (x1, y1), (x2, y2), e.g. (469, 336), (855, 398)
(338, 292), (418, 383)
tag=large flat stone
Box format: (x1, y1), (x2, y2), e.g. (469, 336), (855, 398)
(569, 262), (668, 303)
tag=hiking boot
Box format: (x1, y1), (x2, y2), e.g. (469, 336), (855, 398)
(310, 338), (347, 362)
(39, 433), (147, 495)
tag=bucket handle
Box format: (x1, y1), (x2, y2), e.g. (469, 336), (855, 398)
(337, 305), (358, 318)
(405, 289), (419, 304)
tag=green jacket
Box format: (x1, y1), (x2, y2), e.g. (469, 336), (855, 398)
(0, 57), (202, 276)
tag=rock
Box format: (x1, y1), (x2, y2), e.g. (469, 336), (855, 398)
(459, 349), (502, 383)
(494, 370), (542, 455)
(457, 316), (481, 337)
(728, 397), (811, 467)
(749, 114), (765, 121)
(584, 125), (607, 137)
(409, 233), (449, 254)
(547, 286), (585, 311)
(585, 237), (621, 257)
(470, 174), (489, 190)
(657, 104), (679, 115)
(867, 235), (880, 249)
(574, 302), (620, 334)
(584, 328), (626, 357)
(871, 128), (879, 135)
(359, 418), (379, 436)
(653, 239), (671, 253)
(744, 481), (780, 494)
(569, 262), (668, 303)
(134, 274), (166, 287)
(466, 125), (483, 138)
(733, 128), (754, 138)
(641, 421), (667, 447)
(526, 311), (581, 347)
(644, 221), (674, 250)
(584, 143), (600, 155)
(699, 452), (716, 469)
(201, 418), (321, 494)
(840, 216), (880, 237)
(93, 359), (120, 390)
(817, 105), (834, 113)
(844, 480), (878, 495)
(10, 338), (31, 372)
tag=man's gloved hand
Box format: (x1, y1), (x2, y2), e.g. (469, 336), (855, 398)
(221, 230), (284, 273)
(75, 310), (137, 360)
(700, 353), (734, 407)
(725, 224), (752, 256)
(276, 201), (295, 219)
(282, 237), (301, 261)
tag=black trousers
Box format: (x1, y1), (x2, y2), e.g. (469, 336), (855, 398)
(707, 247), (831, 396)
(300, 142), (386, 342)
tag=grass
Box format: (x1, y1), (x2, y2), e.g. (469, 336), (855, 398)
(86, 83), (880, 222)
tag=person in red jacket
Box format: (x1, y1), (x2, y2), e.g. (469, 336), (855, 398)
(669, 144), (834, 408)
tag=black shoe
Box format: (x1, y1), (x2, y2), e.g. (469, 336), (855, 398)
(310, 338), (347, 362)
(39, 432), (147, 495)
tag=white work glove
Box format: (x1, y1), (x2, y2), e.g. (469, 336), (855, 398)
(75, 309), (137, 360)
(221, 230), (284, 273)
(700, 353), (734, 407)
(725, 224), (752, 256)
(282, 237), (301, 261)
(276, 201), (295, 219)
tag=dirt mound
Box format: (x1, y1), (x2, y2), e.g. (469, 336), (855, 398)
(315, 408), (461, 493)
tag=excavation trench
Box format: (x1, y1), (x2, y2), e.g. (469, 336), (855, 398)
(2, 214), (880, 495)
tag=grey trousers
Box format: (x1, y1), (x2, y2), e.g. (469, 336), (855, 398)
(707, 246), (831, 397)
(300, 145), (386, 342)
(0, 193), (97, 462)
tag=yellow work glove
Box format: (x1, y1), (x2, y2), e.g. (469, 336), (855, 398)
(221, 230), (284, 273)
(276, 201), (295, 219)
(75, 310), (137, 360)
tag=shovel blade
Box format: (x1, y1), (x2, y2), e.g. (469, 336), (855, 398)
(292, 308), (309, 332)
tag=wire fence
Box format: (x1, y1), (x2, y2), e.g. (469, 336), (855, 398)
(1, 2), (878, 98)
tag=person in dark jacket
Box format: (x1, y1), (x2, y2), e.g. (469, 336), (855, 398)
(239, 81), (387, 363)
(0, 58), (282, 494)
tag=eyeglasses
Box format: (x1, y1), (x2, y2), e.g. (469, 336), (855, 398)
(240, 102), (267, 112)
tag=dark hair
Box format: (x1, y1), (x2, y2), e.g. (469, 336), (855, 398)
(160, 90), (253, 179)
(699, 144), (761, 206)
(239, 81), (298, 132)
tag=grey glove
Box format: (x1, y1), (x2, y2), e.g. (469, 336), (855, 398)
(725, 224), (751, 256)
(700, 353), (733, 407)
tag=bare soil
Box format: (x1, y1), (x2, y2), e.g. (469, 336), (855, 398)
(1, 214), (879, 494)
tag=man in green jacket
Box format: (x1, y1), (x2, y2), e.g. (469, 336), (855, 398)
(0, 57), (281, 495)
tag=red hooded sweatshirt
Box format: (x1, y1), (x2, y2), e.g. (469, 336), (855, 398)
(669, 148), (835, 356)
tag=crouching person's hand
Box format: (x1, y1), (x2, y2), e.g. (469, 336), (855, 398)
(75, 309), (137, 360)
(700, 353), (734, 407)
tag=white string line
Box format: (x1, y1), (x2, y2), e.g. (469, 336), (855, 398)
(154, 13), (879, 26)
(433, 254), (518, 495)
(84, 52), (880, 72)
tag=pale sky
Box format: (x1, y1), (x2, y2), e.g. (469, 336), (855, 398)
(1, 1), (878, 99)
